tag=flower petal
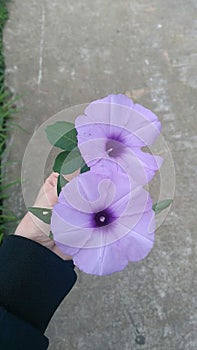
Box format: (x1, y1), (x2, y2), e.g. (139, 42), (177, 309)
(134, 103), (161, 124)
(78, 95), (161, 146)
(59, 173), (116, 213)
(117, 229), (154, 262)
(75, 138), (106, 167)
(51, 208), (93, 248)
(75, 118), (109, 138)
(117, 148), (150, 185)
(73, 241), (129, 275)
(73, 208), (155, 274)
(55, 241), (81, 256)
(76, 94), (162, 185)
(116, 210), (155, 263)
(97, 94), (134, 108)
(132, 148), (163, 170)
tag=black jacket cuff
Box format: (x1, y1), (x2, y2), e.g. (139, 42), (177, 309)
(0, 307), (49, 350)
(0, 235), (77, 333)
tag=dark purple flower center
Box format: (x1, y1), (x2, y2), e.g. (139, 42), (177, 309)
(106, 136), (125, 158)
(93, 209), (115, 227)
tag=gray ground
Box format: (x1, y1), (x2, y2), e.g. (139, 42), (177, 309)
(3, 0), (197, 349)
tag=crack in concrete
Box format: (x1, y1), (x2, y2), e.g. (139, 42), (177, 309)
(37, 4), (45, 85)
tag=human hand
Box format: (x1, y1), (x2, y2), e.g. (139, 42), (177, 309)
(15, 171), (79, 260)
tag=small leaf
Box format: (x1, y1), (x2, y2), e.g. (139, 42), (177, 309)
(57, 174), (68, 195)
(28, 207), (52, 224)
(61, 128), (78, 151)
(45, 122), (77, 150)
(53, 151), (70, 173)
(0, 233), (3, 245)
(152, 199), (173, 215)
(60, 148), (85, 174)
(80, 163), (90, 174)
(49, 231), (54, 239)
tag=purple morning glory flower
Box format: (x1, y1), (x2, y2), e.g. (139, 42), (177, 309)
(51, 161), (155, 275)
(75, 94), (163, 185)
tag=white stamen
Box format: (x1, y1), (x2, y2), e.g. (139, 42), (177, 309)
(107, 148), (113, 154)
(99, 215), (106, 223)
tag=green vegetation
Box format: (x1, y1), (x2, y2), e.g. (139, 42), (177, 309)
(0, 0), (17, 243)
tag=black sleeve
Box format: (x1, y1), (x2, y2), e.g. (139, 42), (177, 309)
(0, 235), (77, 349)
(0, 307), (49, 349)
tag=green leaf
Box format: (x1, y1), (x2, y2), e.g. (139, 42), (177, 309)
(61, 128), (78, 151)
(152, 199), (173, 215)
(28, 207), (52, 224)
(0, 233), (3, 245)
(60, 148), (85, 174)
(80, 163), (90, 174)
(57, 174), (68, 195)
(49, 231), (54, 239)
(53, 151), (70, 173)
(45, 122), (77, 150)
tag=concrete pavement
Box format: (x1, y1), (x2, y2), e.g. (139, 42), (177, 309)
(3, 1), (197, 349)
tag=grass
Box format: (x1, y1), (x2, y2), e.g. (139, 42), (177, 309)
(0, 0), (18, 243)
